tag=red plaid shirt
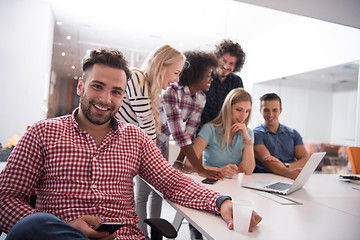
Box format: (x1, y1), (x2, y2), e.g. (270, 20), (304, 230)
(0, 109), (221, 239)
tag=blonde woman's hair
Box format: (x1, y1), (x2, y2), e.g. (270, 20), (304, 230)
(210, 88), (252, 148)
(140, 45), (185, 134)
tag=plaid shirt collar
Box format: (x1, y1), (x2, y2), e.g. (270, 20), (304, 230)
(176, 82), (202, 99)
(71, 108), (119, 133)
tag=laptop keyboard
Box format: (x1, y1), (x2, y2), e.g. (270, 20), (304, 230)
(265, 182), (291, 191)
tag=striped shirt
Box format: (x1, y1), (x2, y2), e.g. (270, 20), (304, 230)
(157, 82), (206, 152)
(0, 109), (221, 239)
(115, 69), (156, 140)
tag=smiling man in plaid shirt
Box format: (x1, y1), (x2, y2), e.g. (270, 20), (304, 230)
(0, 48), (261, 240)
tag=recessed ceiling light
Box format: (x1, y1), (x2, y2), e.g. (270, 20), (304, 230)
(66, 35), (71, 40)
(71, 65), (76, 69)
(61, 52), (66, 56)
(74, 76), (78, 80)
(56, 21), (63, 25)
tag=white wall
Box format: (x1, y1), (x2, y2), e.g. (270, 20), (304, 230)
(0, 0), (54, 145)
(357, 70), (360, 146)
(251, 78), (358, 146)
(225, 2), (360, 146)
(331, 85), (357, 145)
(238, 13), (360, 89)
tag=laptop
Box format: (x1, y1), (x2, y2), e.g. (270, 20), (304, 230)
(242, 152), (326, 195)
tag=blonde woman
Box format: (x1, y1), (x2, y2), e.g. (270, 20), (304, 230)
(185, 88), (255, 177)
(116, 45), (184, 140)
(116, 45), (185, 238)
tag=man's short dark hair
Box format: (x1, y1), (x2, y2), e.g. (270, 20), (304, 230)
(179, 51), (218, 86)
(82, 48), (131, 80)
(260, 93), (282, 109)
(214, 39), (246, 72)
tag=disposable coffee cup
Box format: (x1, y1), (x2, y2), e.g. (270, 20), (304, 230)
(232, 200), (253, 233)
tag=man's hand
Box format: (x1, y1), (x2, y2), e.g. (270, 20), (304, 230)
(248, 210), (262, 232)
(287, 167), (302, 180)
(219, 200), (234, 229)
(263, 156), (302, 179)
(220, 200), (262, 231)
(67, 215), (116, 240)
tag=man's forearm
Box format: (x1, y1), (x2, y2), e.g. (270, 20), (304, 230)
(262, 160), (290, 176)
(181, 145), (204, 172)
(289, 157), (307, 168)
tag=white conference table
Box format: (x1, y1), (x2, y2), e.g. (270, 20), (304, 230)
(0, 162), (7, 171)
(166, 173), (360, 240)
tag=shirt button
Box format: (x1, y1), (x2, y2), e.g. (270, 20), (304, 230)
(92, 184), (97, 189)
(93, 157), (97, 161)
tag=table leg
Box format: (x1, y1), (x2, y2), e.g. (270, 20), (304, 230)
(172, 212), (184, 232)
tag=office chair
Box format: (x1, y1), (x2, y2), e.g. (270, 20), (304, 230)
(145, 218), (177, 240)
(0, 195), (177, 240)
(346, 146), (360, 174)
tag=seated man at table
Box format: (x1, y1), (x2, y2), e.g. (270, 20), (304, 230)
(0, 48), (261, 240)
(253, 93), (309, 180)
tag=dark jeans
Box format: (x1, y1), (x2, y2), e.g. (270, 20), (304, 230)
(6, 213), (88, 240)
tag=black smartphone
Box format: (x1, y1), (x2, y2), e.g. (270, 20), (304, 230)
(94, 221), (125, 234)
(201, 178), (218, 184)
(340, 175), (360, 180)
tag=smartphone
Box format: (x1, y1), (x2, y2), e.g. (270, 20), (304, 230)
(201, 178), (218, 184)
(93, 221), (125, 234)
(340, 175), (360, 180)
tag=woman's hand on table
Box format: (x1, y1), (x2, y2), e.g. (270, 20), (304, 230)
(220, 164), (238, 178)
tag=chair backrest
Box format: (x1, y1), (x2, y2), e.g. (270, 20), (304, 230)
(238, 164), (243, 173)
(346, 146), (360, 174)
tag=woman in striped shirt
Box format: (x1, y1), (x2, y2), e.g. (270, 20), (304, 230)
(115, 45), (185, 238)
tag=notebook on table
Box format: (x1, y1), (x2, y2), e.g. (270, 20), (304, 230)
(242, 152), (326, 195)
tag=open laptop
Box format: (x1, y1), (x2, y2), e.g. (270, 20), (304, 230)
(242, 152), (326, 195)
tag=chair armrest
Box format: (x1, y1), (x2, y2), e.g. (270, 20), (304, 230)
(144, 218), (177, 239)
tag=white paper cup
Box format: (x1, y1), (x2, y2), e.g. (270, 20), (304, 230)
(232, 200), (253, 233)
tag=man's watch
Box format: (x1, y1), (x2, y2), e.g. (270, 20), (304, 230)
(284, 162), (290, 168)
